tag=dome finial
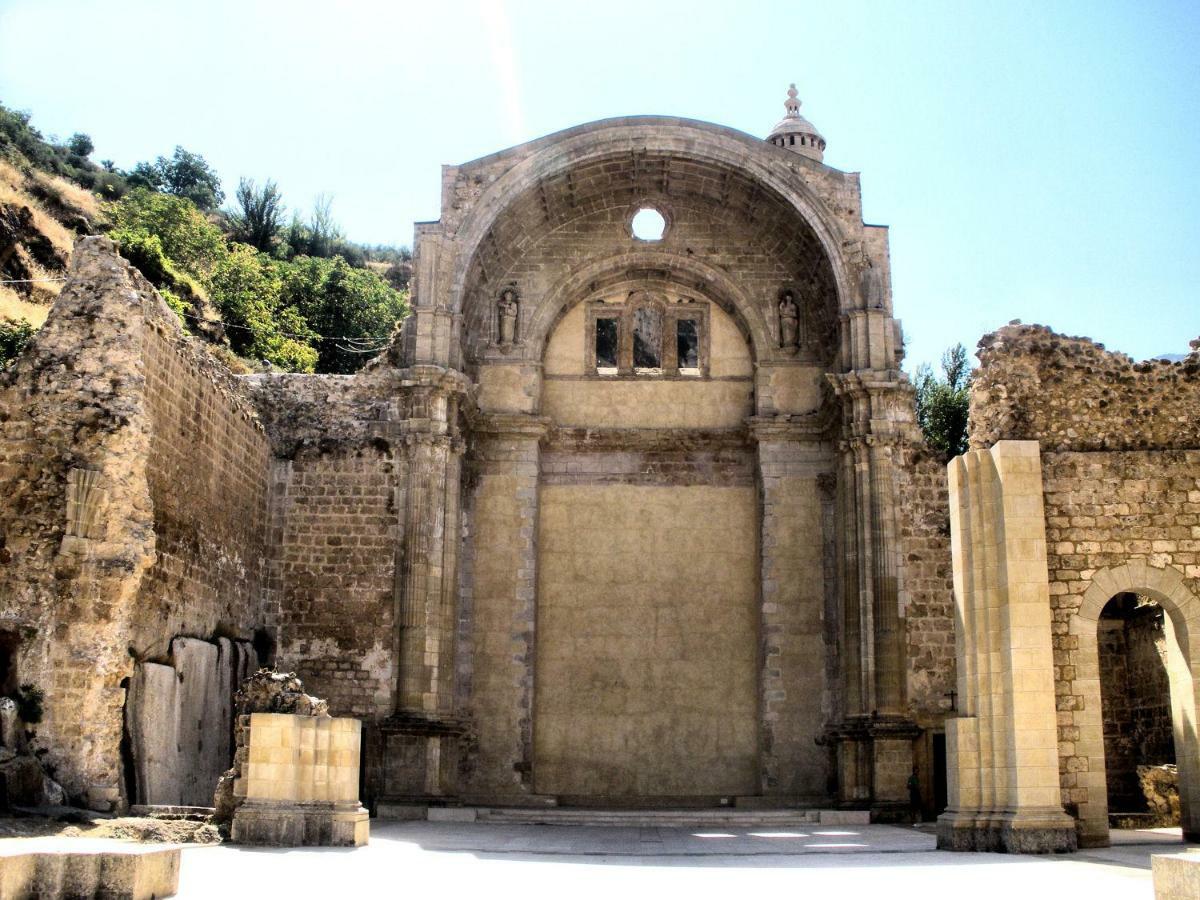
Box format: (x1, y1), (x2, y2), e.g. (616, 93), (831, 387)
(785, 83), (801, 117)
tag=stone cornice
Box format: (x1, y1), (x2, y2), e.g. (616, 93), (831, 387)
(746, 408), (837, 442)
(470, 412), (553, 440)
(396, 365), (473, 395)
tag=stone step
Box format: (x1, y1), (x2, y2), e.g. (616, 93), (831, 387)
(418, 807), (868, 827)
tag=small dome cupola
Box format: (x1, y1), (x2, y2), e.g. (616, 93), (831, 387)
(767, 84), (826, 162)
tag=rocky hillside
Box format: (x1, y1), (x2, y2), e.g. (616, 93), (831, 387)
(0, 101), (412, 374)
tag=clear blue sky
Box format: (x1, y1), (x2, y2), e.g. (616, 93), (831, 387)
(1, 0), (1197, 368)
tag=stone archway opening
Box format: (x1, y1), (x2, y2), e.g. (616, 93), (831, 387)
(1097, 593), (1179, 827)
(1070, 562), (1200, 846)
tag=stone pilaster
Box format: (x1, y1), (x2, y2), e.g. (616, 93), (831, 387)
(749, 416), (835, 800)
(826, 371), (920, 818)
(375, 366), (469, 802)
(458, 413), (550, 802)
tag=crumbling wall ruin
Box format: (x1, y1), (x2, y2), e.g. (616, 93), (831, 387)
(242, 371), (409, 723)
(965, 322), (1200, 843)
(0, 238), (275, 809)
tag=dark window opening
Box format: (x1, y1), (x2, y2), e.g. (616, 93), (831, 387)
(1099, 593), (1176, 819)
(677, 319), (699, 369)
(595, 317), (619, 370)
(789, 135), (795, 146)
(0, 631), (18, 698)
(633, 307), (662, 368)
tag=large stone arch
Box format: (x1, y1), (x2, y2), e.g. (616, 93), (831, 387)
(449, 118), (858, 331)
(1070, 562), (1200, 843)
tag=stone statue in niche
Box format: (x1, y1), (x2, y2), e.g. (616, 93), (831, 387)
(497, 287), (519, 346)
(778, 290), (800, 354)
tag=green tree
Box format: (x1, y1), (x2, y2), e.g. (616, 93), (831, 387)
(127, 146), (224, 210)
(208, 246), (318, 372)
(279, 255), (408, 374)
(914, 343), (971, 462)
(110, 189), (226, 279)
(229, 178), (285, 252)
(66, 132), (94, 157)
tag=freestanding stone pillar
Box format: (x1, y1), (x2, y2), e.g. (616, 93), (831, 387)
(937, 440), (1076, 852)
(232, 713), (369, 847)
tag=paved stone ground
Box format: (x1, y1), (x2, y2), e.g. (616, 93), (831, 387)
(169, 823), (1194, 899)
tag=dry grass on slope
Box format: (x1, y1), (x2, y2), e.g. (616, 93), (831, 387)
(0, 282), (52, 326)
(30, 168), (104, 222)
(0, 159), (76, 260)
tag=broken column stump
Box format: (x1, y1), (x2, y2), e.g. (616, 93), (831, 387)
(230, 713), (369, 847)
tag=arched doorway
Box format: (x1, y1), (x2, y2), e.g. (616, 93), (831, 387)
(1097, 593), (1177, 825)
(1070, 564), (1200, 844)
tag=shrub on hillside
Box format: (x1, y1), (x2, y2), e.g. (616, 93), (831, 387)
(209, 245), (318, 372)
(128, 146), (224, 211)
(0, 317), (36, 368)
(111, 189), (226, 279)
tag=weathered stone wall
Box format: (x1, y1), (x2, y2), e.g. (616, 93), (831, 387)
(241, 372), (405, 722)
(268, 449), (399, 719)
(133, 298), (273, 659)
(896, 448), (955, 723)
(971, 324), (1200, 451)
(0, 238), (276, 809)
(967, 322), (1200, 841)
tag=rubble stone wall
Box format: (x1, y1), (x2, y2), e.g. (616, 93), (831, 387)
(971, 323), (1200, 452)
(0, 238), (275, 808)
(241, 372), (407, 724)
(896, 448), (956, 723)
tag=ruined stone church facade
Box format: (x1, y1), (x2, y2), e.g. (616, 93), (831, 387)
(4, 89), (1195, 849)
(247, 88), (956, 815)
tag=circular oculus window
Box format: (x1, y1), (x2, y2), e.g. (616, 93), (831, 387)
(630, 206), (666, 241)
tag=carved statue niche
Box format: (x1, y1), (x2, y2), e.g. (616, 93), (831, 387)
(497, 286), (520, 347)
(778, 289), (800, 355)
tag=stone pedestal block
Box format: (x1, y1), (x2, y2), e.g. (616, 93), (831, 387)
(230, 712), (369, 847)
(1152, 852), (1200, 900)
(0, 841), (179, 900)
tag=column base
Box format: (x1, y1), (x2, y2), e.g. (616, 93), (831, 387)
(937, 807), (1077, 854)
(368, 714), (464, 804)
(232, 799), (369, 847)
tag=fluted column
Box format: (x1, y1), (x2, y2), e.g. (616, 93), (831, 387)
(827, 371), (920, 817)
(373, 366), (469, 802)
